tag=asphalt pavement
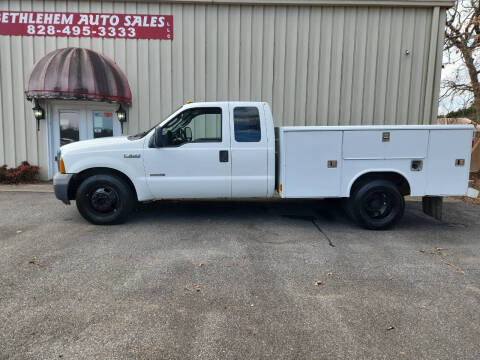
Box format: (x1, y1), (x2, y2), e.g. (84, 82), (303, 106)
(0, 192), (479, 359)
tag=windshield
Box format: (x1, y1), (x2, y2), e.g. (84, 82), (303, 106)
(127, 105), (184, 140)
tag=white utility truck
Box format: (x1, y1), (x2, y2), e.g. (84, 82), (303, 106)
(53, 102), (474, 229)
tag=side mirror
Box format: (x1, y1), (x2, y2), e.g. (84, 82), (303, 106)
(185, 127), (192, 142)
(154, 127), (166, 147)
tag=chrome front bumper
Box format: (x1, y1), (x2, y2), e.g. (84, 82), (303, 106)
(53, 172), (74, 205)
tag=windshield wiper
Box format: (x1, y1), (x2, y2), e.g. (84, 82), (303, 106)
(128, 127), (154, 140)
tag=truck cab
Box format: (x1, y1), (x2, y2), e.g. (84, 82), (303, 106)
(143, 101), (275, 199)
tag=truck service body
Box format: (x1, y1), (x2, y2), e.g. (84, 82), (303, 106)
(54, 101), (474, 229)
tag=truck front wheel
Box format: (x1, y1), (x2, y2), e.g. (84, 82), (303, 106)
(348, 179), (405, 230)
(75, 174), (135, 225)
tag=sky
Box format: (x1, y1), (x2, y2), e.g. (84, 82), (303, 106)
(438, 0), (477, 116)
(438, 56), (469, 116)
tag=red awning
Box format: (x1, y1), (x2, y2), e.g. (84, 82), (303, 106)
(25, 47), (132, 104)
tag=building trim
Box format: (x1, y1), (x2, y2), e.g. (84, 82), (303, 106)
(86, 0), (454, 8)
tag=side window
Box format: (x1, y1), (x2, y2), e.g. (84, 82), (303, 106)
(162, 107), (222, 146)
(234, 107), (261, 142)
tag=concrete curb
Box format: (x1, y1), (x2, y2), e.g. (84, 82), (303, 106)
(0, 183), (53, 193)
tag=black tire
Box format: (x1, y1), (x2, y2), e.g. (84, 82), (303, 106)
(75, 174), (135, 225)
(348, 179), (405, 230)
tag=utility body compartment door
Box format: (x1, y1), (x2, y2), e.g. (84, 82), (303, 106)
(281, 130), (343, 197)
(342, 130), (429, 159)
(426, 129), (472, 195)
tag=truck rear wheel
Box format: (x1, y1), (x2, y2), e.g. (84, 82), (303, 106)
(75, 174), (135, 225)
(349, 179), (404, 230)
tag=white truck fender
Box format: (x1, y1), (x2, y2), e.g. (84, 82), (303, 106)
(67, 157), (153, 201)
(344, 169), (412, 197)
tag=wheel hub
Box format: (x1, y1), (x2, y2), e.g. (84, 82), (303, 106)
(364, 191), (392, 219)
(90, 187), (118, 213)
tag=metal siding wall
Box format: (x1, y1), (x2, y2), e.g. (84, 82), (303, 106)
(272, 6), (286, 126)
(339, 7), (356, 126)
(409, 8), (430, 124)
(328, 7), (344, 125)
(397, 8), (415, 125)
(294, 7), (309, 126)
(351, 7), (368, 126)
(431, 6), (445, 124)
(423, 5), (440, 124)
(0, 0), (445, 179)
(251, 7), (263, 101)
(362, 7), (380, 125)
(217, 6), (229, 100)
(305, 6), (321, 126)
(317, 7), (333, 126)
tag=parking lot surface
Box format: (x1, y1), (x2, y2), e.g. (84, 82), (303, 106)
(0, 192), (479, 359)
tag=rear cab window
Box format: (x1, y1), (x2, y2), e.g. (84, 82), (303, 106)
(233, 107), (261, 142)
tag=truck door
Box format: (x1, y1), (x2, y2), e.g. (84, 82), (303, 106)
(143, 104), (232, 199)
(229, 103), (269, 197)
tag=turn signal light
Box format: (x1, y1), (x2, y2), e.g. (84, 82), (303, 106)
(59, 158), (66, 174)
(279, 184), (283, 192)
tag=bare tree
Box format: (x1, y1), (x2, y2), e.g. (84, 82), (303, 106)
(442, 0), (480, 123)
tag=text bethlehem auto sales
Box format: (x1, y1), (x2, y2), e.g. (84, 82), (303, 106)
(0, 11), (173, 39)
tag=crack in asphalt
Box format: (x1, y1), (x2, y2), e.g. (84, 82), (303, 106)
(312, 218), (335, 247)
(281, 215), (336, 247)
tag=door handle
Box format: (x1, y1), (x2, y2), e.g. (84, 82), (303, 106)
(219, 150), (229, 163)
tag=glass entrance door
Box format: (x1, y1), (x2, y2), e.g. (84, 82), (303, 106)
(49, 102), (121, 178)
(87, 111), (122, 141)
(59, 110), (86, 146)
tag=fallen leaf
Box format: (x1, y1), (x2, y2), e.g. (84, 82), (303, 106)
(198, 263), (204, 267)
(388, 276), (393, 280)
(315, 281), (323, 286)
(440, 259), (465, 274)
(28, 258), (38, 265)
(327, 272), (333, 276)
(419, 249), (427, 254)
(387, 325), (395, 331)
(425, 247), (464, 274)
(193, 284), (201, 292)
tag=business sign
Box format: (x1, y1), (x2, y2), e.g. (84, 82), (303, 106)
(0, 11), (173, 39)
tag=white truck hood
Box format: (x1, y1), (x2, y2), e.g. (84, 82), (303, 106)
(60, 136), (140, 155)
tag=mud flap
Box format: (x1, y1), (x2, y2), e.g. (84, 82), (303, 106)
(422, 196), (443, 221)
